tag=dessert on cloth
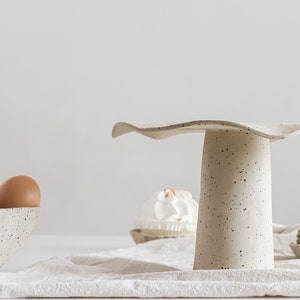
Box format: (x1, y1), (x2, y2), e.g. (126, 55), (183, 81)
(131, 188), (198, 243)
(1, 223), (300, 298)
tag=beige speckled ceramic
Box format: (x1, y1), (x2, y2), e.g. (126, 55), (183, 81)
(0, 207), (40, 267)
(112, 120), (300, 140)
(113, 120), (300, 270)
(290, 242), (300, 258)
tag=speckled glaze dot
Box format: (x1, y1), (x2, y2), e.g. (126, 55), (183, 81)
(0, 207), (40, 267)
(193, 130), (273, 270)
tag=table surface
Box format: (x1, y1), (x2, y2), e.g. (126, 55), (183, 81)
(1, 235), (298, 300)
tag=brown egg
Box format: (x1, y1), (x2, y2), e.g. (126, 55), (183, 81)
(0, 176), (41, 208)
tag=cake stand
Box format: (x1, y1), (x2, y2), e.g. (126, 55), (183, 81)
(112, 120), (300, 270)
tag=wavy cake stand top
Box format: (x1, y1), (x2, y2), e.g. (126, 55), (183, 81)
(112, 120), (300, 140)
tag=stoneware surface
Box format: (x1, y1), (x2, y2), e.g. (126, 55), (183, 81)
(112, 120), (300, 270)
(290, 242), (300, 258)
(194, 130), (273, 269)
(0, 207), (40, 267)
(112, 120), (300, 140)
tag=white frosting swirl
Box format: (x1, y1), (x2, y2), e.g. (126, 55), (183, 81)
(138, 188), (198, 223)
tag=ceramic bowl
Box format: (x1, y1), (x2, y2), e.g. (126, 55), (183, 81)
(289, 242), (300, 258)
(0, 207), (40, 267)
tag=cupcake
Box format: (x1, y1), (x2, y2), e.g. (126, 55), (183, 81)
(131, 188), (198, 243)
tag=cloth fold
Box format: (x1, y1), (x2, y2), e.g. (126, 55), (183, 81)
(0, 223), (300, 298)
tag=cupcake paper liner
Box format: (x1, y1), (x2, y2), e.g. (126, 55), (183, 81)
(130, 226), (196, 244)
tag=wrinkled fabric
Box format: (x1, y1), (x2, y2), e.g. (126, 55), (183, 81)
(0, 223), (300, 298)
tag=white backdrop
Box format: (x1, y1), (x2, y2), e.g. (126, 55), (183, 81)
(0, 0), (300, 235)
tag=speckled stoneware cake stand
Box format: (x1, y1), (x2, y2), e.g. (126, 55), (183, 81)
(112, 120), (300, 270)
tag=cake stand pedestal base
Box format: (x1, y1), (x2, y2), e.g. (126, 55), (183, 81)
(194, 130), (273, 270)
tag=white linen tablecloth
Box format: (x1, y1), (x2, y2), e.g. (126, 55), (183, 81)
(0, 224), (300, 298)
